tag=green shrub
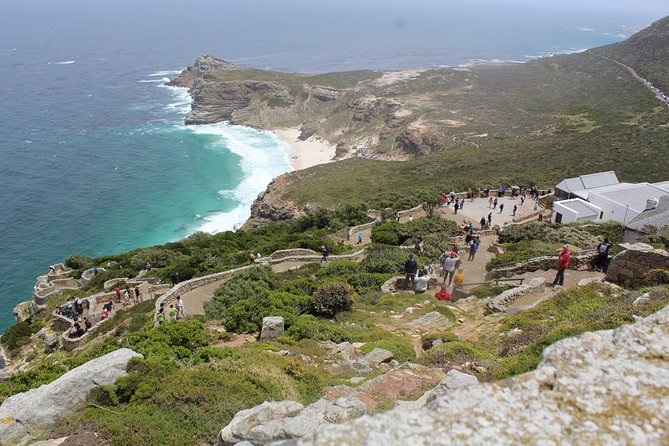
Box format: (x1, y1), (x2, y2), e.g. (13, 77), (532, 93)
(91, 385), (120, 406)
(418, 341), (492, 367)
(128, 248), (188, 271)
(1, 320), (43, 354)
(312, 283), (356, 316)
(646, 269), (669, 286)
(286, 315), (350, 342)
(421, 331), (460, 350)
(223, 290), (313, 333)
(359, 337), (416, 362)
(316, 260), (361, 278)
(64, 254), (94, 270)
(205, 266), (276, 320)
(360, 245), (416, 274)
(371, 229), (400, 246)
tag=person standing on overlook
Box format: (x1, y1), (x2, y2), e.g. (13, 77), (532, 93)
(321, 245), (329, 263)
(552, 245), (571, 287)
(596, 237), (612, 272)
(404, 253), (418, 290)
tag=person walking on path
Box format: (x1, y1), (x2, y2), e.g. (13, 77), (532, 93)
(488, 197), (493, 208)
(487, 212), (492, 227)
(357, 231), (363, 244)
(176, 295), (185, 319)
(499, 203), (505, 214)
(596, 238), (612, 272)
(468, 238), (480, 261)
(552, 245), (571, 287)
(442, 251), (460, 285)
(454, 201), (459, 215)
(512, 205), (517, 216)
(171, 271), (180, 287)
(321, 245), (329, 263)
(404, 254), (418, 290)
(480, 217), (487, 229)
(168, 304), (177, 321)
(134, 286), (141, 303)
(493, 198), (498, 210)
(115, 286), (121, 303)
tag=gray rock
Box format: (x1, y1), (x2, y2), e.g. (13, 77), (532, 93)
(43, 333), (60, 352)
(0, 348), (142, 446)
(219, 397), (366, 445)
(395, 369), (478, 410)
(577, 277), (604, 287)
(363, 348), (393, 365)
(260, 316), (285, 341)
(27, 438), (68, 446)
(633, 292), (652, 306)
(219, 401), (304, 445)
(283, 305), (669, 446)
(233, 442), (254, 446)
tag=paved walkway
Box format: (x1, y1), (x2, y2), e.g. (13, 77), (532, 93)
(180, 259), (326, 316)
(437, 196), (538, 227)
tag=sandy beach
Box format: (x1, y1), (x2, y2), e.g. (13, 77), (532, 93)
(273, 128), (337, 171)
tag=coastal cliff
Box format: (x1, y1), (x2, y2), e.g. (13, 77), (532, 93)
(167, 17), (669, 224)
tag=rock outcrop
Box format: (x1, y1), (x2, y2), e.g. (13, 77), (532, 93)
(260, 316), (285, 341)
(0, 348), (142, 446)
(280, 304), (669, 445)
(485, 276), (546, 313)
(606, 242), (669, 287)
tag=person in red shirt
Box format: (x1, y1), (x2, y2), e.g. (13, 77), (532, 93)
(552, 244), (571, 287)
(434, 285), (451, 301)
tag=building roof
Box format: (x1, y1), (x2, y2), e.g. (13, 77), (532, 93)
(556, 171), (619, 194)
(593, 183), (668, 213)
(554, 198), (601, 217)
(626, 195), (669, 232)
(652, 181), (669, 193)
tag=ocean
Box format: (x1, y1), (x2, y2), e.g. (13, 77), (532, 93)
(0, 0), (666, 331)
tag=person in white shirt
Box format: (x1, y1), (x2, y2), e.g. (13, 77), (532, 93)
(414, 270), (430, 294)
(176, 295), (185, 319)
(442, 251), (460, 285)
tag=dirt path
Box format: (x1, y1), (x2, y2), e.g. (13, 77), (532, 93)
(181, 280), (228, 316)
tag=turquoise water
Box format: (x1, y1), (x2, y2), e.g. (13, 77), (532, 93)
(0, 0), (666, 331)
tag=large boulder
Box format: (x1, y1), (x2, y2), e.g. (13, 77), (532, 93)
(282, 304), (669, 445)
(260, 316), (285, 341)
(218, 398), (366, 446)
(0, 348), (142, 446)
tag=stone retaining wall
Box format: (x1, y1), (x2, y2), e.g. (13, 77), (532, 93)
(606, 243), (669, 288)
(485, 277), (546, 313)
(79, 267), (106, 285)
(268, 249), (318, 261)
(154, 248), (367, 323)
(491, 250), (598, 278)
(153, 265), (255, 324)
(58, 282), (157, 351)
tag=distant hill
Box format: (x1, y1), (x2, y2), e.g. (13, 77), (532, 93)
(591, 15), (669, 94)
(169, 17), (669, 223)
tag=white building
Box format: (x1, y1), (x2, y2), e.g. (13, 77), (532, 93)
(551, 172), (669, 225)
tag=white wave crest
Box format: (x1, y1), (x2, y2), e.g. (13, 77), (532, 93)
(50, 60), (76, 65)
(158, 84), (192, 115)
(149, 70), (183, 76)
(186, 123), (293, 233)
(138, 77), (170, 83)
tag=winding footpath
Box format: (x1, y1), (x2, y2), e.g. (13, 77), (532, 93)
(592, 52), (669, 107)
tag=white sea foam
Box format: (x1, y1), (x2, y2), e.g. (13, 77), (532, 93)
(186, 123), (293, 234)
(138, 77), (170, 83)
(50, 60), (76, 65)
(151, 70), (292, 234)
(158, 84), (192, 114)
(149, 70), (183, 76)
